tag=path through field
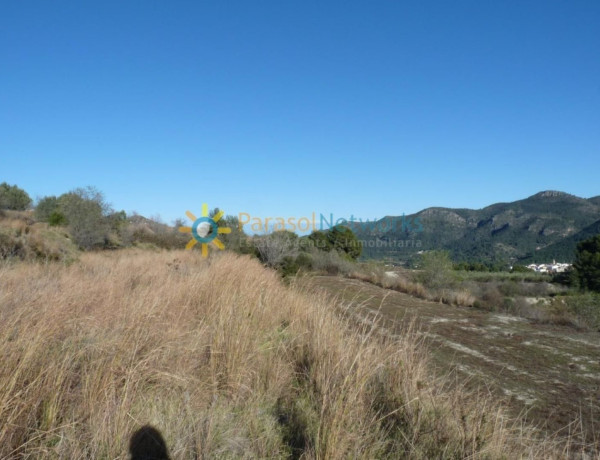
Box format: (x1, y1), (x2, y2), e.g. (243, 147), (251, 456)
(309, 276), (600, 446)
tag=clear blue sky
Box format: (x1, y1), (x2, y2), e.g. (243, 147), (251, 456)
(1, 1), (599, 225)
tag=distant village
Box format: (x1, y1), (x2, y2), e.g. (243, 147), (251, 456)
(525, 261), (572, 273)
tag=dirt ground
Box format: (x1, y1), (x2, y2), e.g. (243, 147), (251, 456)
(307, 275), (600, 447)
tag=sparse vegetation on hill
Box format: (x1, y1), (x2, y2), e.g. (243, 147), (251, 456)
(0, 210), (79, 262)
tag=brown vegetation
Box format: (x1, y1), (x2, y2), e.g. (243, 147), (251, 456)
(0, 250), (562, 458)
(0, 210), (78, 262)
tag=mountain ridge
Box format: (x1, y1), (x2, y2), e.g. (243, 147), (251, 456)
(351, 191), (600, 264)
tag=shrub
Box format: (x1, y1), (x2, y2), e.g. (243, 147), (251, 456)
(279, 255), (301, 277)
(0, 232), (25, 259)
(58, 187), (111, 249)
(417, 250), (457, 291)
(498, 280), (520, 297)
(127, 221), (188, 250)
(549, 293), (600, 331)
(0, 183), (31, 210)
(308, 247), (354, 275)
(254, 231), (299, 267)
(48, 211), (67, 226)
(35, 196), (60, 221)
(445, 289), (476, 307)
(479, 284), (504, 311)
(294, 252), (313, 270)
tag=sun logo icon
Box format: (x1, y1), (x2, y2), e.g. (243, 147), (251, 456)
(179, 203), (231, 257)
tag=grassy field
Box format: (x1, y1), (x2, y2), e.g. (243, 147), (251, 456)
(308, 275), (600, 456)
(0, 249), (573, 458)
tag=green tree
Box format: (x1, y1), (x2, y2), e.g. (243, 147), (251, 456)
(308, 230), (332, 251)
(573, 235), (600, 292)
(308, 226), (362, 260)
(35, 196), (61, 222)
(0, 182), (32, 210)
(328, 226), (362, 260)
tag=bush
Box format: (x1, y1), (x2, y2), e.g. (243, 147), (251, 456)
(479, 284), (504, 311)
(58, 187), (112, 250)
(254, 231), (299, 267)
(48, 211), (67, 226)
(276, 252), (315, 277)
(295, 252), (313, 270)
(127, 218), (188, 250)
(0, 183), (31, 211)
(563, 293), (600, 330)
(279, 255), (301, 277)
(308, 247), (355, 275)
(545, 294), (600, 330)
(498, 280), (520, 297)
(35, 196), (60, 221)
(417, 250), (457, 291)
(0, 232), (25, 259)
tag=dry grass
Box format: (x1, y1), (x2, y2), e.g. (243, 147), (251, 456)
(349, 267), (478, 308)
(0, 250), (565, 458)
(0, 210), (78, 262)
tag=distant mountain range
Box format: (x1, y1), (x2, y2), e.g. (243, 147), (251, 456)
(350, 191), (600, 264)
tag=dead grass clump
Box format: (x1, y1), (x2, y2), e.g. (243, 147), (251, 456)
(0, 250), (561, 458)
(443, 289), (477, 307)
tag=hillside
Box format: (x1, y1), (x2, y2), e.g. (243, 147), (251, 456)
(523, 218), (600, 263)
(352, 191), (600, 264)
(0, 250), (556, 458)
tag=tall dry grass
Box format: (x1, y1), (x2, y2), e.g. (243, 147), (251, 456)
(0, 250), (564, 458)
(349, 266), (477, 308)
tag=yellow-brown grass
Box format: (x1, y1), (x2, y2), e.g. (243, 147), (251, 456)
(0, 210), (78, 262)
(349, 268), (478, 308)
(0, 250), (564, 458)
